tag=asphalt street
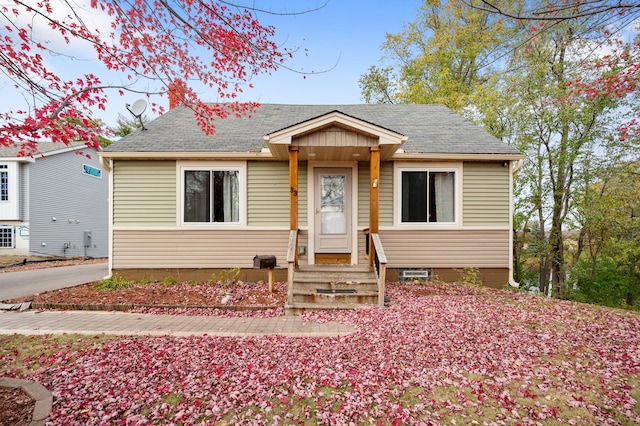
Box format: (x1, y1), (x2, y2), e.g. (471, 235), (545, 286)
(0, 263), (108, 301)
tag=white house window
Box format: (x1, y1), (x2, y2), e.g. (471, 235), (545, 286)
(398, 166), (458, 224)
(0, 226), (12, 248)
(183, 167), (242, 224)
(0, 164), (8, 201)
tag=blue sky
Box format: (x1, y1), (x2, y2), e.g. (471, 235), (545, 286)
(234, 1), (421, 105)
(1, 0), (421, 129)
(115, 0), (422, 125)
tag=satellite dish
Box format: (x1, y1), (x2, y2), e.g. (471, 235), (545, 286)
(125, 99), (148, 131)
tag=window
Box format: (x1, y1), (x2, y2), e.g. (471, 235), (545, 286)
(0, 226), (12, 248)
(0, 164), (8, 201)
(182, 165), (243, 224)
(398, 166), (458, 224)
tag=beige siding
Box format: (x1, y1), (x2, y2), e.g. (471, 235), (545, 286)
(463, 162), (510, 226)
(247, 161), (289, 226)
(358, 161), (393, 227)
(298, 162), (308, 227)
(358, 162), (369, 227)
(379, 229), (509, 268)
(112, 229), (289, 268)
(294, 126), (377, 147)
(380, 162), (393, 226)
(113, 160), (176, 225)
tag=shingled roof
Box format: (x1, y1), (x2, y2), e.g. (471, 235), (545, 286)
(104, 104), (521, 156)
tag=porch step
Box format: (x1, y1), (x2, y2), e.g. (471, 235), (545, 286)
(285, 301), (375, 316)
(286, 265), (380, 315)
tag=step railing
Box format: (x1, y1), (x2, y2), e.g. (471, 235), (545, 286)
(370, 233), (387, 307)
(286, 229), (298, 306)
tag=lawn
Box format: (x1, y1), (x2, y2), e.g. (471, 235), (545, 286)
(2, 282), (639, 425)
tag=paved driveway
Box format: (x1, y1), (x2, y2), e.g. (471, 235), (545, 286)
(0, 263), (108, 301)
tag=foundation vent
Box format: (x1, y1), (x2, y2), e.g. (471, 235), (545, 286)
(399, 268), (432, 282)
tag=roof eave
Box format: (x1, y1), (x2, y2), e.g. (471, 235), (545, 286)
(391, 152), (525, 161)
(98, 151), (275, 160)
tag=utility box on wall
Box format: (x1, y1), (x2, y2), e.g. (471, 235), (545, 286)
(83, 231), (92, 248)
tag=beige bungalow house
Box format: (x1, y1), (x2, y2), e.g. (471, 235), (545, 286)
(99, 104), (523, 312)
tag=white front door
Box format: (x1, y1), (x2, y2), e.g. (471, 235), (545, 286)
(314, 168), (352, 253)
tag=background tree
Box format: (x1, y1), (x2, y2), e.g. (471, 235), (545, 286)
(358, 0), (520, 113)
(0, 0), (296, 155)
(362, 0), (639, 304)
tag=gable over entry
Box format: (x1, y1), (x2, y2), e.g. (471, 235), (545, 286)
(263, 111), (407, 266)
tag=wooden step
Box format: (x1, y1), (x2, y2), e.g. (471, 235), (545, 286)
(286, 264), (381, 314)
(285, 301), (375, 316)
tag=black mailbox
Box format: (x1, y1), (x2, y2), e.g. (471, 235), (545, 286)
(253, 255), (276, 269)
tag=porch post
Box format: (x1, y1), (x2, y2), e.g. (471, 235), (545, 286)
(289, 146), (299, 231)
(289, 146), (299, 266)
(369, 146), (380, 267)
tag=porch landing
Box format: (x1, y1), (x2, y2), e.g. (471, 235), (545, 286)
(286, 264), (380, 315)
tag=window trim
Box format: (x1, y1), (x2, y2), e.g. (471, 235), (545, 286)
(178, 161), (246, 227)
(0, 226), (13, 248)
(394, 162), (462, 228)
(0, 164), (8, 202)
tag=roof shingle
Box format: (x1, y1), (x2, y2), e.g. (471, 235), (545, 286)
(105, 104), (521, 155)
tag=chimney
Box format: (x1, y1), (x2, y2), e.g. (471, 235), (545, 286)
(168, 80), (186, 109)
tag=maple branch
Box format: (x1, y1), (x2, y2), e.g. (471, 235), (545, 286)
(464, 0), (640, 21)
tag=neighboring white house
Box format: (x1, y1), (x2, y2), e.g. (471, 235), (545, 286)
(0, 142), (108, 258)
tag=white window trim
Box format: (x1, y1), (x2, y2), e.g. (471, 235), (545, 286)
(0, 225), (13, 248)
(0, 164), (9, 203)
(394, 162), (462, 229)
(178, 161), (247, 228)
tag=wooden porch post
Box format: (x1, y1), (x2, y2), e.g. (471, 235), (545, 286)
(369, 146), (380, 267)
(289, 146), (299, 266)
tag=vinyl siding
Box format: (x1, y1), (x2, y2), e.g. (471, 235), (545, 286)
(19, 162), (28, 221)
(294, 125), (378, 148)
(379, 229), (509, 268)
(380, 162), (393, 226)
(29, 148), (108, 257)
(298, 162), (308, 227)
(112, 229), (289, 268)
(113, 160), (176, 225)
(247, 161), (289, 226)
(358, 162), (369, 227)
(463, 162), (510, 226)
(359, 161), (393, 227)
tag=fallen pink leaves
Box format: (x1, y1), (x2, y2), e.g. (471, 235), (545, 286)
(11, 282), (640, 424)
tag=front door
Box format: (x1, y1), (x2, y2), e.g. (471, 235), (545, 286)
(314, 168), (352, 254)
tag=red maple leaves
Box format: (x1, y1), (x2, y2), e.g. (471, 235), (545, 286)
(1, 0), (286, 155)
(4, 282), (639, 424)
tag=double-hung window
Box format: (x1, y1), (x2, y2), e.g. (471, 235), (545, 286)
(0, 226), (12, 248)
(397, 165), (459, 225)
(182, 163), (244, 225)
(0, 164), (8, 201)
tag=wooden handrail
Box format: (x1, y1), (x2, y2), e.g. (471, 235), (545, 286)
(370, 233), (387, 307)
(286, 229), (298, 264)
(286, 229), (298, 307)
(371, 233), (387, 264)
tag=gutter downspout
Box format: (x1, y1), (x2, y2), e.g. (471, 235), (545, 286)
(99, 156), (113, 279)
(508, 159), (524, 288)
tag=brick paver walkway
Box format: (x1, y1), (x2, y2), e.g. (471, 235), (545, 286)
(0, 310), (354, 337)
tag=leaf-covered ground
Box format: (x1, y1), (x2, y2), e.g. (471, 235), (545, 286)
(2, 282), (640, 425)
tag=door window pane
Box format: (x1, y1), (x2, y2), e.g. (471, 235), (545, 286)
(320, 174), (346, 234)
